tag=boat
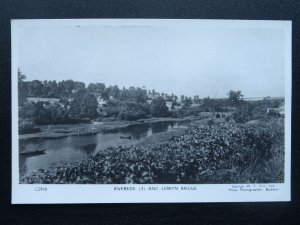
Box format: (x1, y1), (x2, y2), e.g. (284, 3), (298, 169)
(120, 135), (132, 139)
(19, 149), (46, 157)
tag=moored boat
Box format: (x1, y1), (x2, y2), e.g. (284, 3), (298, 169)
(120, 135), (132, 139)
(19, 149), (46, 157)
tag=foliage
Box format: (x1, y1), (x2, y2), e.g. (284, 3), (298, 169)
(70, 94), (98, 119)
(23, 77), (148, 106)
(202, 97), (215, 112)
(18, 118), (40, 134)
(70, 98), (81, 119)
(87, 82), (106, 94)
(79, 94), (98, 118)
(232, 99), (284, 123)
(227, 90), (243, 106)
(118, 111), (147, 121)
(150, 97), (169, 117)
(18, 69), (28, 106)
(105, 100), (149, 120)
(207, 119), (214, 126)
(232, 102), (253, 123)
(183, 97), (193, 106)
(48, 103), (70, 123)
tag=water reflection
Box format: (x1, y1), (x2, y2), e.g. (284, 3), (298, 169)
(19, 121), (186, 175)
(80, 143), (97, 155)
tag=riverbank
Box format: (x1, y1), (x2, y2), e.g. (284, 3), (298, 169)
(137, 127), (187, 146)
(19, 115), (209, 141)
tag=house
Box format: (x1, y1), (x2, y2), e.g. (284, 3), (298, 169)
(96, 97), (107, 115)
(190, 103), (200, 108)
(278, 101), (285, 117)
(26, 97), (74, 109)
(27, 97), (61, 106)
(97, 97), (107, 107)
(173, 105), (182, 110)
(165, 101), (173, 112)
(146, 99), (152, 105)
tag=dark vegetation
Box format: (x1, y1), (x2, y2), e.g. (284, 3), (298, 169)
(18, 70), (283, 129)
(18, 70), (175, 131)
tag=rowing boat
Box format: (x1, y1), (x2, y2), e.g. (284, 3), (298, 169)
(120, 135), (132, 139)
(19, 149), (46, 157)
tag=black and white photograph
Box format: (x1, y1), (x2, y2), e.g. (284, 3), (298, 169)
(11, 19), (291, 203)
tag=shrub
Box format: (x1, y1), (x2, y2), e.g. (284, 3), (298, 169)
(207, 119), (214, 126)
(117, 110), (147, 121)
(19, 119), (40, 134)
(232, 107), (251, 123)
(225, 115), (231, 122)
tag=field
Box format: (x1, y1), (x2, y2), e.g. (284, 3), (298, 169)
(20, 117), (284, 184)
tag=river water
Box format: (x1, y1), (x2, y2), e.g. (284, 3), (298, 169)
(19, 121), (187, 176)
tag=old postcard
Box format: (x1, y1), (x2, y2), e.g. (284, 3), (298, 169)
(11, 19), (291, 203)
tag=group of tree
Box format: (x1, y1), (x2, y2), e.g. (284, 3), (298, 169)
(18, 71), (149, 104)
(20, 69), (282, 126)
(17, 70), (175, 123)
(19, 69), (205, 107)
(19, 93), (99, 125)
(150, 97), (169, 117)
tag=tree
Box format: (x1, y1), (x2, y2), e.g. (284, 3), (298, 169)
(19, 102), (37, 119)
(59, 97), (71, 109)
(202, 97), (214, 112)
(48, 102), (69, 123)
(120, 87), (129, 101)
(88, 83), (97, 93)
(95, 83), (106, 94)
(28, 80), (43, 97)
(227, 90), (244, 106)
(109, 85), (120, 99)
(74, 81), (85, 91)
(193, 95), (200, 104)
(180, 95), (185, 103)
(58, 80), (75, 96)
(18, 69), (28, 106)
(134, 88), (147, 103)
(34, 102), (51, 124)
(47, 80), (59, 97)
(70, 98), (81, 119)
(232, 102), (253, 123)
(72, 88), (87, 98)
(174, 95), (178, 103)
(151, 89), (156, 96)
(88, 83), (104, 93)
(150, 97), (168, 117)
(102, 86), (111, 100)
(183, 97), (192, 106)
(79, 93), (98, 118)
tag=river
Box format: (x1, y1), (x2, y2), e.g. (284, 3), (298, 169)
(19, 121), (187, 176)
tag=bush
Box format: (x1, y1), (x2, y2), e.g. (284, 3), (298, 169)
(19, 119), (40, 134)
(117, 111), (147, 121)
(232, 105), (252, 123)
(225, 115), (231, 122)
(207, 119), (214, 126)
(268, 109), (280, 117)
(150, 97), (169, 117)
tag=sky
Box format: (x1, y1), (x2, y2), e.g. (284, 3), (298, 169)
(15, 20), (287, 98)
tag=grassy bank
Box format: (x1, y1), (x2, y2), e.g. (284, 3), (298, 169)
(20, 118), (284, 184)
